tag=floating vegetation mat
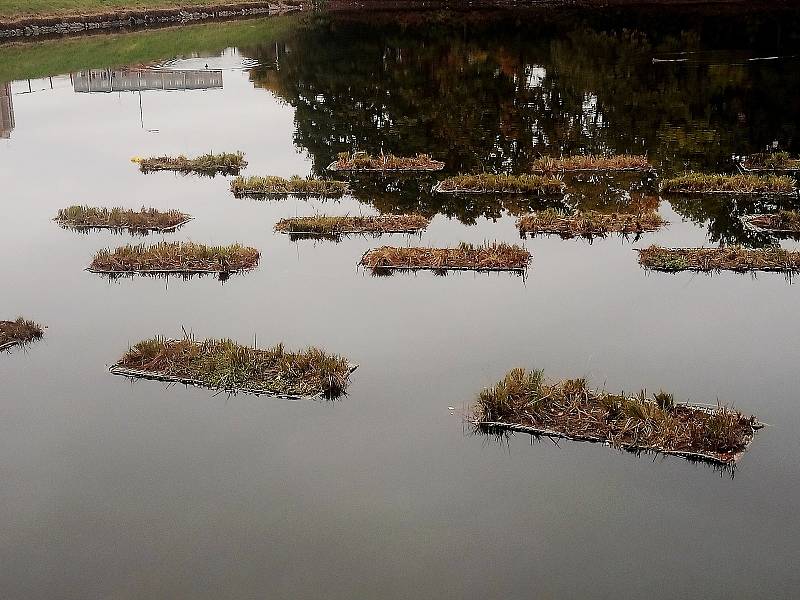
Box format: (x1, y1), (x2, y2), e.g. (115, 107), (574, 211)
(55, 206), (191, 234)
(531, 154), (652, 173)
(328, 152), (445, 172)
(660, 172), (796, 196)
(741, 211), (800, 234)
(360, 242), (531, 274)
(133, 152), (246, 176)
(110, 337), (356, 399)
(231, 175), (349, 198)
(275, 214), (430, 239)
(637, 245), (800, 273)
(0, 318), (44, 352)
(88, 241), (259, 276)
(739, 152), (800, 173)
(472, 368), (761, 465)
(433, 174), (565, 196)
(518, 208), (666, 239)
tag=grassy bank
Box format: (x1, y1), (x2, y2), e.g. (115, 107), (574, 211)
(0, 1), (276, 19)
(0, 13), (295, 82)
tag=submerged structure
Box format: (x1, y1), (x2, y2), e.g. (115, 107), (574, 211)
(110, 336), (356, 399)
(360, 242), (531, 274)
(472, 368), (761, 465)
(0, 318), (44, 352)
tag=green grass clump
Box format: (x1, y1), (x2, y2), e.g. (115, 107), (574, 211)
(230, 175), (349, 198)
(0, 318), (44, 351)
(434, 173), (565, 195)
(530, 154), (651, 173)
(114, 336), (354, 398)
(275, 214), (430, 237)
(518, 208), (665, 239)
(660, 172), (796, 195)
(134, 152), (246, 176)
(89, 241), (259, 274)
(741, 152), (800, 172)
(55, 205), (190, 233)
(473, 368), (760, 464)
(637, 245), (800, 273)
(330, 152), (444, 172)
(360, 242), (531, 273)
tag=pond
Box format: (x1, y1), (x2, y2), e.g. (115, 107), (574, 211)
(1, 5), (799, 598)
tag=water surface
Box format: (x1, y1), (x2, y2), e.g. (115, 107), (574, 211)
(1, 7), (799, 598)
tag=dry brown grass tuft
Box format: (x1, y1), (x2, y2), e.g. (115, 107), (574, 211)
(637, 245), (800, 273)
(89, 241), (259, 275)
(531, 154), (651, 173)
(360, 242), (531, 273)
(329, 152), (444, 172)
(135, 152), (246, 176)
(434, 173), (565, 195)
(740, 152), (800, 172)
(230, 175), (349, 198)
(742, 211), (800, 233)
(55, 206), (191, 233)
(660, 172), (796, 195)
(473, 368), (761, 464)
(0, 318), (44, 351)
(275, 214), (430, 238)
(113, 336), (355, 399)
(518, 208), (666, 239)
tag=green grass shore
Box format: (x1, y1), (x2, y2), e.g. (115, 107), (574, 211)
(0, 1), (272, 20)
(0, 14), (294, 82)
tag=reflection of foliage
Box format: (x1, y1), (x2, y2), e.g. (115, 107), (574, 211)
(668, 196), (800, 247)
(242, 7), (800, 234)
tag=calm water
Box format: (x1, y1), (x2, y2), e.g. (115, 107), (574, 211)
(2, 6), (800, 599)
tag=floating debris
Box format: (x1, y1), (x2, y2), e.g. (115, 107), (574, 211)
(741, 211), (800, 234)
(433, 174), (565, 196)
(88, 241), (259, 276)
(55, 206), (191, 234)
(360, 242), (531, 274)
(660, 172), (796, 196)
(133, 152), (246, 176)
(531, 154), (652, 173)
(328, 152), (445, 172)
(472, 368), (761, 465)
(518, 208), (666, 239)
(0, 318), (44, 352)
(275, 214), (430, 239)
(739, 152), (800, 173)
(637, 245), (800, 273)
(231, 175), (349, 198)
(110, 336), (356, 399)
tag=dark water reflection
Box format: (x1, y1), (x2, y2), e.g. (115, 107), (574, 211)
(1, 6), (800, 599)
